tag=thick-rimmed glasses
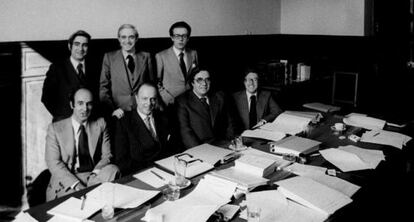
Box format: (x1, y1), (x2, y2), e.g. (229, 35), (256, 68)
(194, 77), (211, 85)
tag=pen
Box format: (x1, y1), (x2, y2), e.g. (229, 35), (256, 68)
(80, 195), (86, 210)
(373, 132), (380, 137)
(150, 170), (166, 181)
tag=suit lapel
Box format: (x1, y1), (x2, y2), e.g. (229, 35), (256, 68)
(64, 59), (83, 84)
(60, 119), (75, 166)
(256, 91), (266, 120)
(189, 92), (211, 125)
(237, 92), (249, 128)
(115, 50), (134, 90)
(86, 121), (98, 160)
(167, 47), (185, 81)
(209, 94), (219, 128)
(131, 53), (144, 89)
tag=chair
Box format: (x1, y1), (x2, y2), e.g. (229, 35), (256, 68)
(27, 169), (51, 207)
(331, 71), (359, 107)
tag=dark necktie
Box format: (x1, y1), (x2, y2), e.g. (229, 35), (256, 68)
(127, 55), (135, 73)
(200, 97), (209, 111)
(249, 95), (257, 128)
(179, 52), (187, 78)
(77, 125), (94, 172)
(145, 116), (158, 141)
(77, 63), (86, 83)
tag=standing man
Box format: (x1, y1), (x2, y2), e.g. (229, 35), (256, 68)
(114, 83), (174, 175)
(156, 21), (198, 106)
(42, 30), (100, 122)
(45, 88), (119, 201)
(100, 24), (154, 119)
(176, 68), (235, 149)
(232, 68), (282, 131)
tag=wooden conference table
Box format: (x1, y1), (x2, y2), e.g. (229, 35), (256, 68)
(26, 114), (413, 221)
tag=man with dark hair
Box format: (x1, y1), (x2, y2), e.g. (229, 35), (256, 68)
(45, 88), (119, 201)
(100, 24), (155, 120)
(42, 30), (100, 122)
(176, 68), (235, 149)
(232, 68), (282, 131)
(156, 21), (198, 106)
(114, 83), (173, 175)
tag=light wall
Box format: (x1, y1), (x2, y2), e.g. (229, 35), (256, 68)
(281, 0), (365, 36)
(0, 0), (281, 42)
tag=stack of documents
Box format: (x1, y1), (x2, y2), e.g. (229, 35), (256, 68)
(320, 145), (385, 172)
(303, 102), (341, 113)
(47, 197), (102, 221)
(343, 113), (386, 130)
(239, 190), (327, 222)
(260, 111), (321, 135)
(156, 143), (233, 178)
(269, 135), (321, 157)
(275, 176), (353, 218)
(241, 128), (286, 142)
(285, 163), (360, 197)
(143, 174), (237, 222)
(361, 130), (412, 149)
(210, 148), (291, 191)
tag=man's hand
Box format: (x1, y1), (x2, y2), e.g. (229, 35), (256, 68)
(112, 108), (124, 119)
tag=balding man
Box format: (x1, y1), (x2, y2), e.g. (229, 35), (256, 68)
(45, 88), (119, 201)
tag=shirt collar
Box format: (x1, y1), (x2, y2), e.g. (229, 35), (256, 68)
(246, 91), (257, 99)
(71, 117), (87, 133)
(70, 57), (85, 71)
(122, 51), (135, 60)
(136, 109), (153, 121)
(192, 91), (209, 103)
(172, 46), (185, 57)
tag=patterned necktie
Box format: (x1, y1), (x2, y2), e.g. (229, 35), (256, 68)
(77, 125), (94, 172)
(145, 116), (158, 141)
(127, 55), (135, 73)
(179, 52), (187, 78)
(249, 95), (257, 128)
(77, 63), (86, 83)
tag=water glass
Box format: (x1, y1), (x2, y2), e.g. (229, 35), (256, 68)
(174, 157), (188, 187)
(101, 183), (115, 219)
(162, 181), (180, 201)
(246, 205), (261, 222)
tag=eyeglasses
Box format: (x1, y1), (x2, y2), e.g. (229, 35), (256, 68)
(175, 153), (203, 166)
(194, 77), (211, 84)
(172, 34), (189, 40)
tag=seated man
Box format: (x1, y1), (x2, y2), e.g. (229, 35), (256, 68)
(176, 67), (235, 149)
(114, 83), (174, 176)
(232, 68), (282, 131)
(45, 88), (119, 201)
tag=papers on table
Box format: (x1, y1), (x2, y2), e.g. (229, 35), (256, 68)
(87, 182), (159, 209)
(155, 143), (234, 178)
(239, 190), (326, 222)
(47, 216), (93, 222)
(303, 102), (341, 113)
(261, 111), (321, 135)
(276, 176), (352, 217)
(13, 211), (38, 222)
(361, 130), (412, 149)
(343, 114), (386, 130)
(143, 174), (237, 222)
(47, 197), (101, 221)
(216, 204), (240, 221)
(133, 167), (174, 188)
(285, 163), (360, 197)
(241, 128), (286, 141)
(269, 135), (321, 157)
(320, 145), (385, 172)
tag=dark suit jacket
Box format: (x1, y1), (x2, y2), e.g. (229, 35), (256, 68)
(41, 58), (100, 122)
(176, 90), (235, 149)
(156, 47), (198, 105)
(114, 110), (171, 175)
(232, 90), (282, 131)
(99, 50), (154, 113)
(45, 117), (112, 200)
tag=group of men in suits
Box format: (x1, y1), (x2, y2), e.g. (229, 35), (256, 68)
(41, 21), (283, 201)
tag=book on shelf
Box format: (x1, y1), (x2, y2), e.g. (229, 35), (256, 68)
(269, 135), (321, 157)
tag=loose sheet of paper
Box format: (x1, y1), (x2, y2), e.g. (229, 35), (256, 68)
(361, 130), (412, 149)
(133, 167), (174, 188)
(320, 148), (371, 172)
(47, 197), (102, 221)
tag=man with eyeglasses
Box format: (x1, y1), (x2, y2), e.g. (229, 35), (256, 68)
(100, 24), (154, 120)
(155, 21), (199, 107)
(176, 67), (235, 149)
(232, 68), (282, 131)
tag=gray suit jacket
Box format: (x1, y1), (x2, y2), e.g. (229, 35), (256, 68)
(100, 49), (154, 112)
(45, 117), (112, 199)
(156, 47), (198, 105)
(232, 90), (283, 130)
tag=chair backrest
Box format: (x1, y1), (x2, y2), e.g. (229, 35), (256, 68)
(27, 169), (51, 207)
(331, 71), (359, 107)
